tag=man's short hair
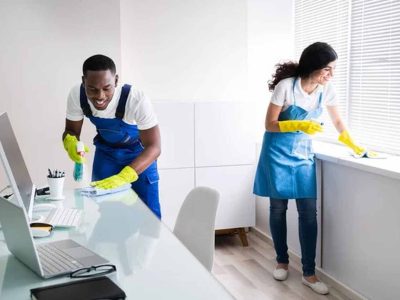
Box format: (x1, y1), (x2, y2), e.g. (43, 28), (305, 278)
(82, 54), (116, 76)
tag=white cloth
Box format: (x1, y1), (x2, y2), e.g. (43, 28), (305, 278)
(66, 84), (158, 130)
(270, 77), (337, 112)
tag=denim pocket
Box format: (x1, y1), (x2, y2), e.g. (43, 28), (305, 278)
(146, 172), (159, 184)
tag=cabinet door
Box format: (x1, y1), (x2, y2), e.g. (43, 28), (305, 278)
(196, 165), (255, 230)
(195, 102), (258, 167)
(153, 102), (195, 169)
(158, 168), (195, 230)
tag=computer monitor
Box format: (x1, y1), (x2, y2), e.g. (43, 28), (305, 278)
(0, 112), (35, 218)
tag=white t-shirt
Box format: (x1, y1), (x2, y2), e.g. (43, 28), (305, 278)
(66, 84), (158, 130)
(270, 77), (337, 112)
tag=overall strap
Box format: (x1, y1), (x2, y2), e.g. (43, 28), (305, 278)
(317, 91), (323, 108)
(79, 84), (92, 117)
(115, 84), (132, 119)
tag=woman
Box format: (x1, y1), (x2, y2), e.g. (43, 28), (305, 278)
(253, 42), (366, 295)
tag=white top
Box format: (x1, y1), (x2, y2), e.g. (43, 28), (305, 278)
(271, 77), (337, 112)
(66, 84), (158, 130)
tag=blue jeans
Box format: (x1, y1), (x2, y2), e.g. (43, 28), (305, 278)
(269, 198), (317, 277)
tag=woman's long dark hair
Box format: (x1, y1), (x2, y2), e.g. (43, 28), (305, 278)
(268, 42), (338, 91)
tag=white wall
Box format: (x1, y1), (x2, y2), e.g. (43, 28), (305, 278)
(0, 0), (121, 188)
(322, 162), (400, 300)
(120, 0), (247, 102)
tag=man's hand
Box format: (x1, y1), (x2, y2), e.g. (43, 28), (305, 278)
(63, 134), (89, 163)
(91, 166), (138, 189)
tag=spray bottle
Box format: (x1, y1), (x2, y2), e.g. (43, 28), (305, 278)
(73, 141), (85, 182)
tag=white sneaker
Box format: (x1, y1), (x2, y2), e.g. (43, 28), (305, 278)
(302, 277), (329, 295)
(273, 267), (288, 281)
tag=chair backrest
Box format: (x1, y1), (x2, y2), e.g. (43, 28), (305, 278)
(173, 186), (219, 271)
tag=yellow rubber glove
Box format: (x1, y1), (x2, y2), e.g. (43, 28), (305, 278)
(91, 166), (138, 190)
(63, 134), (89, 163)
(278, 120), (323, 135)
(338, 130), (366, 156)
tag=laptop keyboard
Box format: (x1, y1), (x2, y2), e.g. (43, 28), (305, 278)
(38, 243), (85, 275)
(44, 208), (82, 227)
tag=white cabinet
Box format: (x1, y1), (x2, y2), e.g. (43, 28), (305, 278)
(154, 101), (256, 231)
(196, 165), (256, 229)
(154, 102), (195, 169)
(195, 102), (258, 166)
(158, 168), (195, 229)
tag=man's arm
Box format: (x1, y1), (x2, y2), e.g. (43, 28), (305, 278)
(129, 125), (161, 175)
(63, 119), (84, 141)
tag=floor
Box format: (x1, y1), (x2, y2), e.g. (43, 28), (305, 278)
(212, 231), (351, 300)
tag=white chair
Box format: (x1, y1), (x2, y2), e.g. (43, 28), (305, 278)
(173, 186), (219, 272)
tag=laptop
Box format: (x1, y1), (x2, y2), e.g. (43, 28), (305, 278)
(0, 195), (109, 278)
(0, 112), (81, 227)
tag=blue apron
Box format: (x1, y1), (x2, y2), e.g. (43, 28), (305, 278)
(253, 78), (323, 199)
(80, 84), (161, 218)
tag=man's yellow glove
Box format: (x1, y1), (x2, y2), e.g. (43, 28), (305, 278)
(278, 120), (323, 135)
(338, 130), (366, 156)
(91, 166), (138, 190)
(63, 134), (89, 163)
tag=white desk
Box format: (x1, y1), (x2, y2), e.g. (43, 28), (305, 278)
(0, 189), (233, 299)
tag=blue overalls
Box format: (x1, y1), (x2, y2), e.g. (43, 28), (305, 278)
(80, 84), (161, 218)
(254, 78), (323, 199)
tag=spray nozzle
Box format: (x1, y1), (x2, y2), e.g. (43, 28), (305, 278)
(76, 141), (85, 157)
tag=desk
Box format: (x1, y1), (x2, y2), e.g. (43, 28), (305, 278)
(0, 189), (233, 299)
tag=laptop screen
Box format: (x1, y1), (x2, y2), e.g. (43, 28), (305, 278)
(0, 112), (35, 216)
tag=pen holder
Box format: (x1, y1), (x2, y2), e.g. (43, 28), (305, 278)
(47, 177), (65, 200)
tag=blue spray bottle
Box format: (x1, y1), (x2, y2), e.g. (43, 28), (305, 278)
(73, 141), (85, 181)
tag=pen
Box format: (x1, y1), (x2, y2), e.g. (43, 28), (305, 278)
(48, 169), (52, 178)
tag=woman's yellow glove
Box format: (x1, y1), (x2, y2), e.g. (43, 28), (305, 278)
(63, 134), (89, 163)
(91, 166), (138, 190)
(338, 130), (366, 156)
(278, 120), (323, 135)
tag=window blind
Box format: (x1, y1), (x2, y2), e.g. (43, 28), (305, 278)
(349, 0), (400, 154)
(294, 0), (351, 141)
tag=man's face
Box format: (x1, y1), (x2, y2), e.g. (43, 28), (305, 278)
(82, 70), (118, 110)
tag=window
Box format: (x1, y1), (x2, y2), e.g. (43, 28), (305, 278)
(295, 0), (350, 141)
(349, 0), (400, 154)
(295, 0), (400, 154)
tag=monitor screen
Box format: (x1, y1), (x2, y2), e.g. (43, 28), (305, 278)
(0, 112), (35, 217)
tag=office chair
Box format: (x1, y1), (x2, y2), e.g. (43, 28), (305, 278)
(173, 186), (219, 272)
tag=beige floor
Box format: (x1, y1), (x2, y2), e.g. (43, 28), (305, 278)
(212, 231), (350, 300)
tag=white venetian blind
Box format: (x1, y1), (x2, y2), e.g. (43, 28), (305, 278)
(349, 0), (400, 154)
(295, 0), (350, 141)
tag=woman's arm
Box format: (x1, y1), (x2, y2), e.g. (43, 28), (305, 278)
(326, 105), (346, 133)
(265, 103), (283, 132)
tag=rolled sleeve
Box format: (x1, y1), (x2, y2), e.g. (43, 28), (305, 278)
(66, 85), (84, 121)
(270, 80), (287, 107)
(125, 90), (158, 130)
(324, 82), (338, 106)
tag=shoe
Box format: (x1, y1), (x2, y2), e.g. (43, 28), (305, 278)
(302, 277), (329, 295)
(273, 267), (288, 281)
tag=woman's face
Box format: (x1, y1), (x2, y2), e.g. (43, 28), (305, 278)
(311, 60), (336, 85)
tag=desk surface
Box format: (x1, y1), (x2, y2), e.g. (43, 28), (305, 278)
(0, 189), (232, 299)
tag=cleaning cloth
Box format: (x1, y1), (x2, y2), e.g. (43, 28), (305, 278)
(80, 184), (132, 197)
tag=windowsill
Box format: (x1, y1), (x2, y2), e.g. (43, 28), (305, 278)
(313, 141), (400, 180)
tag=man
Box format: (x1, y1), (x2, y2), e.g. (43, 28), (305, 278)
(62, 54), (161, 218)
